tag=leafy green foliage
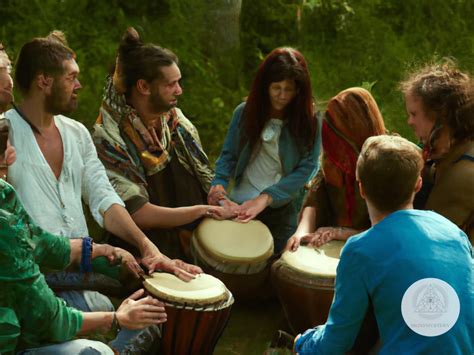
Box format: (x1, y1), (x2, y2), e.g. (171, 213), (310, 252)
(1, 0), (473, 161)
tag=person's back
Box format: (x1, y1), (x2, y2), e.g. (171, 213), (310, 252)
(347, 209), (473, 353)
(295, 135), (473, 355)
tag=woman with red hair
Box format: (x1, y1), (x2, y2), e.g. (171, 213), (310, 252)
(286, 87), (386, 251)
(208, 47), (320, 252)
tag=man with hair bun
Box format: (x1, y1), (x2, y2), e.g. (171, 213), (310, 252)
(401, 61), (474, 243)
(295, 135), (473, 354)
(94, 27), (228, 259)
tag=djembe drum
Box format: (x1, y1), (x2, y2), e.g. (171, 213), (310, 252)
(191, 218), (274, 300)
(143, 272), (234, 355)
(272, 241), (345, 334)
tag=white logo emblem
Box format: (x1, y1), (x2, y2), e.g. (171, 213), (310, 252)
(401, 278), (460, 337)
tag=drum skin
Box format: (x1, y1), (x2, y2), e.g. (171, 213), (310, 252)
(191, 218), (274, 301)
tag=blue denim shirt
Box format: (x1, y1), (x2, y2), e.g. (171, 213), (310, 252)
(212, 102), (321, 208)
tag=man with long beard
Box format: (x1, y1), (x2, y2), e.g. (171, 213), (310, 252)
(94, 28), (230, 259)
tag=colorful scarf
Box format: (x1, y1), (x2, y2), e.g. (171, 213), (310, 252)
(94, 77), (213, 192)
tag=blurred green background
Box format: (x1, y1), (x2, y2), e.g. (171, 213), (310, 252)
(2, 0), (474, 162)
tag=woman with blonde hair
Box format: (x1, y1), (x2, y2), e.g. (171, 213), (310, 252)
(286, 87), (386, 251)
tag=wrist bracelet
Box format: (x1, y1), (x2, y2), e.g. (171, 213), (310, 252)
(80, 237), (93, 274)
(112, 312), (121, 333)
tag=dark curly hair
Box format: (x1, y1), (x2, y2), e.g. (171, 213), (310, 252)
(400, 60), (474, 142)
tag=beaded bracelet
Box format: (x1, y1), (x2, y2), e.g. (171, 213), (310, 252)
(80, 236), (93, 274)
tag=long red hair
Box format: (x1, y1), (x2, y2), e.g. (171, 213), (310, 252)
(241, 47), (317, 153)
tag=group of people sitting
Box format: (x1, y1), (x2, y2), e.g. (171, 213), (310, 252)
(0, 26), (472, 354)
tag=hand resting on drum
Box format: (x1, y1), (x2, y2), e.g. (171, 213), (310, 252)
(116, 288), (167, 329)
(205, 203), (237, 220)
(234, 193), (273, 223)
(79, 288), (166, 334)
(141, 253), (203, 282)
(286, 227), (361, 251)
(208, 184), (227, 206)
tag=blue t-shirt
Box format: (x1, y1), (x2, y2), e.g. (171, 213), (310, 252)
(296, 209), (473, 354)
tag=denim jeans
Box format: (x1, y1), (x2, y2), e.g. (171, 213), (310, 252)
(43, 272), (161, 354)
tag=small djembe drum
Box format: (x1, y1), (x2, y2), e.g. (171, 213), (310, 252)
(143, 272), (234, 355)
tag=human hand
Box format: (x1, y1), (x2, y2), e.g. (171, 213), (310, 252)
(207, 184), (227, 205)
(96, 244), (143, 279)
(116, 289), (167, 329)
(304, 227), (338, 248)
(0, 141), (16, 179)
(234, 194), (272, 223)
(141, 252), (203, 282)
(284, 233), (308, 252)
(205, 200), (238, 220)
(2, 141), (15, 166)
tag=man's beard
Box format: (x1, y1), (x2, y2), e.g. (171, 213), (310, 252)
(0, 102), (10, 114)
(45, 83), (77, 116)
(149, 92), (175, 114)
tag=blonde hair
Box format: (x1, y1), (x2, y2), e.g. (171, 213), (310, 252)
(357, 135), (423, 212)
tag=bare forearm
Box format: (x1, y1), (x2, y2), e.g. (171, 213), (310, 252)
(103, 204), (152, 255)
(79, 312), (114, 334)
(131, 202), (208, 230)
(68, 239), (83, 266)
(295, 206), (317, 235)
(336, 227), (362, 241)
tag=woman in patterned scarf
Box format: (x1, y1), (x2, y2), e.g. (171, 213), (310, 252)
(286, 87), (386, 251)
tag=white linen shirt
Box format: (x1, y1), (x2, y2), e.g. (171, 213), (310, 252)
(5, 108), (124, 238)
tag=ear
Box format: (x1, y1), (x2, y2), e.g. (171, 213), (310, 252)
(136, 79), (151, 96)
(37, 74), (54, 93)
(358, 181), (367, 200)
(414, 176), (422, 193)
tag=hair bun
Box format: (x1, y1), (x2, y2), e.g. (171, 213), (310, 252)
(121, 27), (142, 49)
(46, 30), (68, 46)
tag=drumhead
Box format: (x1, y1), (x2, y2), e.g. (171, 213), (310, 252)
(193, 218), (274, 263)
(280, 241), (345, 278)
(144, 272), (229, 305)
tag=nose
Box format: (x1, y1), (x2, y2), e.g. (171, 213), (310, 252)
(175, 83), (183, 96)
(74, 79), (82, 90)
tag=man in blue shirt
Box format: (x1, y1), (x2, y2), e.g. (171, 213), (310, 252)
(295, 135), (473, 354)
